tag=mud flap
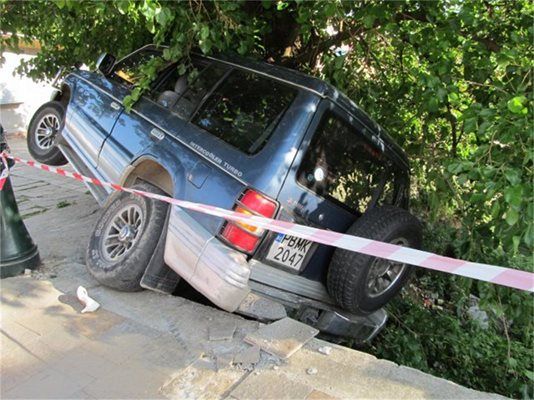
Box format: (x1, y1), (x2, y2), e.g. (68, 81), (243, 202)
(140, 209), (181, 294)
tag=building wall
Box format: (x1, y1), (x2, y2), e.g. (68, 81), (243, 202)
(0, 52), (55, 136)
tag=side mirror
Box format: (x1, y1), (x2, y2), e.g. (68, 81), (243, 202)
(96, 53), (116, 76)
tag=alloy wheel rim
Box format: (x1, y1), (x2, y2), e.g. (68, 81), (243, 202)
(35, 114), (60, 150)
(366, 237), (409, 298)
(102, 204), (144, 262)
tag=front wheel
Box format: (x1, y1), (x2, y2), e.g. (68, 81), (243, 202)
(327, 206), (422, 315)
(27, 102), (67, 166)
(86, 182), (169, 291)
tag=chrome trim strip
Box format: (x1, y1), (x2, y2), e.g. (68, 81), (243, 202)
(202, 55), (326, 99)
(70, 72), (248, 187)
(249, 260), (334, 304)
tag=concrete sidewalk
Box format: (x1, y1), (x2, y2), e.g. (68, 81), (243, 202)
(1, 136), (505, 399)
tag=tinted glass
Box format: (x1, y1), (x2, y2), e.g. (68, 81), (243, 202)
(297, 112), (395, 214)
(112, 49), (161, 86)
(192, 70), (297, 154)
(173, 64), (228, 120)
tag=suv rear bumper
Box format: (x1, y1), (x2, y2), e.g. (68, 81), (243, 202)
(164, 206), (251, 311)
(164, 205), (387, 342)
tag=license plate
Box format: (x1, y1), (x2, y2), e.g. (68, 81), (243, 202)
(265, 233), (312, 271)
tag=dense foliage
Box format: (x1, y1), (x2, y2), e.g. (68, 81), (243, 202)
(1, 1), (532, 397)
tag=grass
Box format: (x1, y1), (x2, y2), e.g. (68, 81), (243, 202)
(56, 200), (72, 209)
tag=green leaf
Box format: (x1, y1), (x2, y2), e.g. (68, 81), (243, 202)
(491, 201), (501, 218)
(447, 162), (463, 174)
(363, 15), (375, 29)
(199, 38), (212, 54)
(512, 236), (520, 253)
(469, 193), (485, 204)
(504, 169), (521, 185)
(525, 370), (534, 382)
(504, 186), (523, 208)
(324, 2), (337, 17)
(237, 41), (248, 55)
(200, 25), (210, 40)
(507, 96), (528, 115)
(276, 1), (289, 11)
(505, 209), (519, 226)
(427, 97), (439, 113)
(156, 7), (172, 26)
(463, 117), (477, 134)
(448, 91), (459, 104)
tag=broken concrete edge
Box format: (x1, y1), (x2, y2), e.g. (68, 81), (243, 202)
(244, 317), (320, 359)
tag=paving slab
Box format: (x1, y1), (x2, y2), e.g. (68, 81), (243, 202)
(244, 317), (319, 359)
(230, 369), (313, 400)
(233, 345), (261, 366)
(209, 320), (237, 341)
(4, 367), (85, 399)
(237, 292), (287, 321)
(161, 357), (247, 400)
(216, 352), (235, 371)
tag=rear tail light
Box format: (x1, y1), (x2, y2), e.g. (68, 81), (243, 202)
(221, 189), (278, 254)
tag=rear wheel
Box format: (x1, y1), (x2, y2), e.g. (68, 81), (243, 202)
(327, 206), (422, 314)
(27, 102), (67, 166)
(86, 182), (169, 291)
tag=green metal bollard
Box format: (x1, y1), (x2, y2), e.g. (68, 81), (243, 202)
(0, 125), (40, 278)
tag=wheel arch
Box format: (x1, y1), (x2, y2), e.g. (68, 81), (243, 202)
(119, 157), (174, 196)
(51, 82), (72, 110)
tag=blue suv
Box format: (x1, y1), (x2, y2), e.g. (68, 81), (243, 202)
(27, 45), (422, 341)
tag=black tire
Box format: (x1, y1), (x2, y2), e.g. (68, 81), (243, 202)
(327, 206), (422, 314)
(86, 182), (169, 291)
(27, 102), (68, 166)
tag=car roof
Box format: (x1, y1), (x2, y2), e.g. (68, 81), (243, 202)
(204, 53), (408, 167)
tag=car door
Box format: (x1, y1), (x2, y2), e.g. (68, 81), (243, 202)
(97, 60), (229, 186)
(261, 101), (396, 282)
(63, 71), (126, 169)
(63, 46), (162, 169)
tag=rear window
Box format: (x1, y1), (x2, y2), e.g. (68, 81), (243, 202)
(191, 70), (297, 154)
(297, 112), (397, 214)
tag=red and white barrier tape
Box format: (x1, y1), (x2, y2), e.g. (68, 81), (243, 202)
(0, 153), (9, 191)
(2, 152), (533, 293)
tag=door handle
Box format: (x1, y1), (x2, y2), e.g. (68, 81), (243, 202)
(150, 128), (165, 141)
(110, 101), (121, 111)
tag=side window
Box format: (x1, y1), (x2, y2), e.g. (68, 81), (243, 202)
(111, 49), (162, 86)
(191, 70), (297, 155)
(173, 64), (228, 119)
(152, 62), (228, 120)
(297, 111), (396, 214)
